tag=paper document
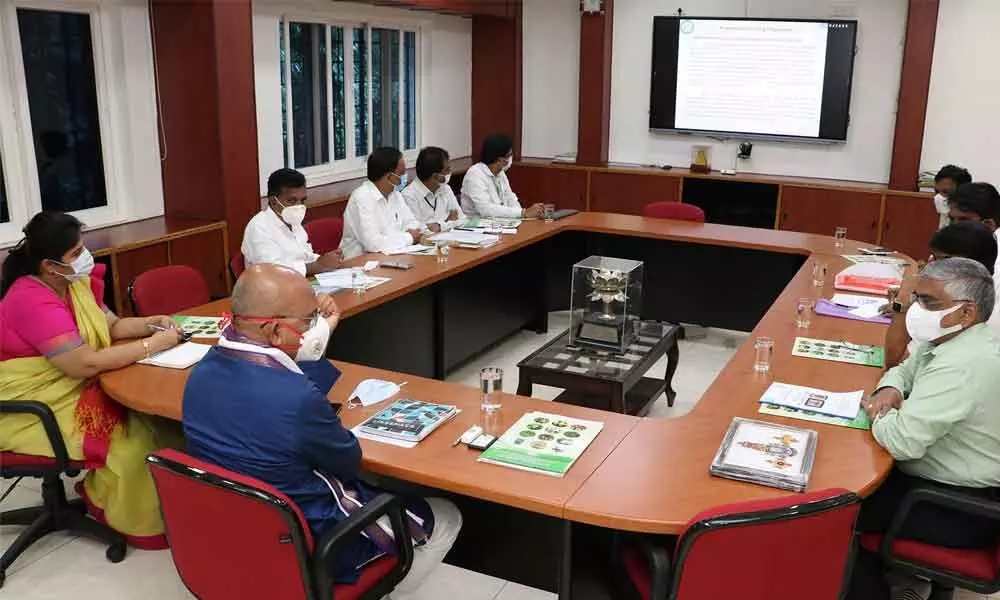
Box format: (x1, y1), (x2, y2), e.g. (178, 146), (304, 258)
(315, 269), (390, 291)
(759, 382), (864, 420)
(382, 244), (432, 256)
(352, 426), (417, 448)
(429, 230), (500, 247)
(138, 342), (211, 369)
(842, 255), (910, 266)
(831, 293), (885, 309)
(849, 303), (885, 319)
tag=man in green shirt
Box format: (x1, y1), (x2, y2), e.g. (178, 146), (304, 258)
(848, 258), (1000, 600)
(863, 257), (1000, 541)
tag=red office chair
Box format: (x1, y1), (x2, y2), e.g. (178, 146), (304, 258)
(642, 202), (706, 223)
(860, 487), (1000, 600)
(147, 449), (413, 600)
(0, 401), (127, 589)
(230, 253), (246, 280)
(615, 488), (861, 600)
(305, 217), (345, 256)
(128, 265), (210, 316)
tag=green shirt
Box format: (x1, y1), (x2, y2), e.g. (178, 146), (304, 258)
(874, 323), (1000, 487)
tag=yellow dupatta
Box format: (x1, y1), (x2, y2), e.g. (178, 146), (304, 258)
(0, 277), (112, 460)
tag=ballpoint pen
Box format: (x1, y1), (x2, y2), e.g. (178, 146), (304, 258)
(148, 323), (192, 342)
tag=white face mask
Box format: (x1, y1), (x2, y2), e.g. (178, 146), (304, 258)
(933, 193), (950, 215)
(502, 156), (513, 172)
(905, 302), (965, 344)
(292, 316), (331, 362)
(439, 172), (451, 186)
(54, 247), (95, 283)
(275, 198), (307, 226)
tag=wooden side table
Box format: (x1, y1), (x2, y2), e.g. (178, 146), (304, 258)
(516, 321), (681, 416)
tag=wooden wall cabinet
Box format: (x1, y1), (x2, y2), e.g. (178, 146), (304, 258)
(881, 193), (938, 260)
(589, 171), (681, 215)
(778, 186), (882, 243)
(506, 164), (588, 211)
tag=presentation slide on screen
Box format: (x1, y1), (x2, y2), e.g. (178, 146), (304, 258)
(674, 19), (830, 137)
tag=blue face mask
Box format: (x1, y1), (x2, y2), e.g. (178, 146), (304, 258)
(392, 172), (408, 193)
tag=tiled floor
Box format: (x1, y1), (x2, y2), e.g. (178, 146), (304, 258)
(2, 315), (996, 599)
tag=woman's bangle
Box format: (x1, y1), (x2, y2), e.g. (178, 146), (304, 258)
(141, 339), (151, 360)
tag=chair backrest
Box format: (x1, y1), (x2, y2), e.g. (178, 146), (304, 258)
(231, 253), (246, 280)
(147, 449), (317, 600)
(642, 202), (706, 223)
(671, 488), (860, 600)
(130, 265), (210, 316)
(304, 217), (345, 256)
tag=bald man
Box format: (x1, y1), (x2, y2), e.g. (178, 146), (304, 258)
(182, 265), (461, 595)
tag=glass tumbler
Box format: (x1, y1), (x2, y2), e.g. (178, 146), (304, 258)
(754, 337), (774, 373)
(480, 367), (503, 412)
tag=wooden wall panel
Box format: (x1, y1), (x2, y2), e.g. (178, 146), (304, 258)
(306, 202), (349, 222)
(370, 0), (513, 16)
(881, 193), (938, 259)
(589, 171), (681, 215)
(169, 230), (228, 299)
(889, 0), (941, 190)
(778, 186), (882, 243)
(114, 243), (170, 315)
(577, 0), (614, 164)
(506, 165), (588, 211)
(471, 11), (522, 159)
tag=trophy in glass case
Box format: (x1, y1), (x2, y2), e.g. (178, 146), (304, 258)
(569, 256), (643, 354)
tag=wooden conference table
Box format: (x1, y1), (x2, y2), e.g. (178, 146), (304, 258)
(98, 213), (895, 594)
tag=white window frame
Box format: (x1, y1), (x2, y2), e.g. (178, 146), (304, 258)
(275, 6), (425, 187)
(0, 0), (163, 247)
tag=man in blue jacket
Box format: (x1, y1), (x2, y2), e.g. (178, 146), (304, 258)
(183, 264), (461, 597)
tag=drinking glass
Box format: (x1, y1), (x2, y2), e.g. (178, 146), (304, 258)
(795, 298), (814, 328)
(543, 203), (556, 223)
(812, 262), (828, 287)
(480, 367), (503, 412)
(436, 241), (451, 264)
(834, 226), (847, 248)
(754, 337), (774, 373)
(351, 267), (366, 295)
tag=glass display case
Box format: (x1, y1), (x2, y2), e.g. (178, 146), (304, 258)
(569, 256), (644, 354)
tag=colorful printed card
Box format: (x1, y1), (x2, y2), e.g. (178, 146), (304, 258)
(172, 316), (223, 339)
(792, 337), (885, 368)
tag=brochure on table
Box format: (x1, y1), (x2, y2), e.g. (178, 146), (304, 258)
(314, 269), (391, 292)
(478, 412), (603, 477)
(355, 399), (458, 444)
(792, 337), (885, 368)
(758, 403), (870, 431)
(172, 316), (223, 339)
(759, 382), (863, 420)
(710, 418), (818, 492)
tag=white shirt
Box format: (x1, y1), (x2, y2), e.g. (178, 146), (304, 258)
(401, 178), (465, 230)
(241, 207), (318, 276)
(460, 162), (522, 218)
(340, 180), (421, 259)
(990, 229), (1000, 335)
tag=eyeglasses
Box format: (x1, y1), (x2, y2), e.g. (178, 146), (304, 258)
(909, 292), (972, 311)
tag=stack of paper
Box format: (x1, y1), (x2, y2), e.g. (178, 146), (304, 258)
(314, 269), (391, 291)
(709, 418), (818, 492)
(354, 399), (458, 445)
(138, 342), (212, 369)
(382, 244), (433, 256)
(834, 263), (903, 295)
(428, 230), (500, 249)
(758, 382), (863, 420)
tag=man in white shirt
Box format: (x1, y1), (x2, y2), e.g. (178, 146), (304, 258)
(401, 146), (464, 232)
(241, 169), (343, 276)
(460, 134), (543, 219)
(947, 182), (1000, 287)
(340, 147), (423, 259)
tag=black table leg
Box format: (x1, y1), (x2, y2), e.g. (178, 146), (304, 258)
(517, 370), (534, 397)
(559, 520), (573, 600)
(664, 340), (680, 407)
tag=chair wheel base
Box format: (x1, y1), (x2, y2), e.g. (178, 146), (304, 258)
(106, 542), (127, 563)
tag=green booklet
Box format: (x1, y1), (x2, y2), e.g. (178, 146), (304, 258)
(478, 412), (603, 477)
(792, 337), (885, 368)
(759, 403), (871, 430)
(172, 316), (223, 339)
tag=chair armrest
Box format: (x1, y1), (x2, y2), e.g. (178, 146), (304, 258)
(313, 493), (415, 598)
(0, 400), (71, 469)
(880, 486), (1000, 558)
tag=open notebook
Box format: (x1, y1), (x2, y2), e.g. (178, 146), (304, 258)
(138, 342), (212, 369)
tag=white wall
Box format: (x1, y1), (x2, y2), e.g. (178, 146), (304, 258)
(521, 0), (579, 158)
(252, 0), (471, 194)
(920, 0), (1000, 186)
(606, 0), (908, 183)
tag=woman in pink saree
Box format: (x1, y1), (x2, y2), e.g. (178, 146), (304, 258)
(1, 212), (184, 547)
